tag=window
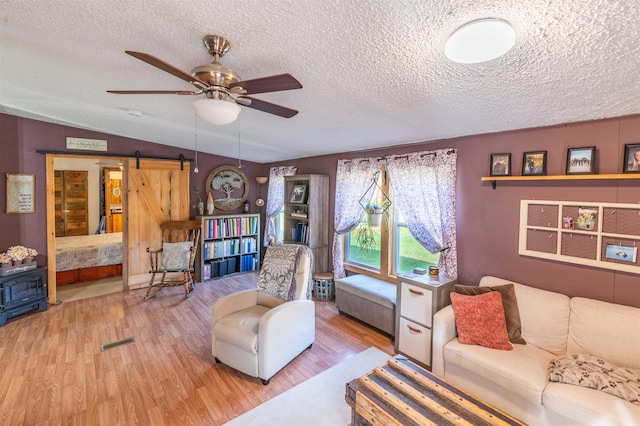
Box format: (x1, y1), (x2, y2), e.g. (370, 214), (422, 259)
(394, 207), (440, 275)
(275, 207), (285, 242)
(345, 223), (382, 270)
(344, 169), (440, 278)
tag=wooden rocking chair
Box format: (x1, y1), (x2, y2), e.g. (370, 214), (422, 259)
(145, 220), (201, 299)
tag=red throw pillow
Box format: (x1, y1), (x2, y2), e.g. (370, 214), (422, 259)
(450, 291), (513, 351)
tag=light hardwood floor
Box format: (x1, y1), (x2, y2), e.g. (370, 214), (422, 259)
(0, 272), (395, 425)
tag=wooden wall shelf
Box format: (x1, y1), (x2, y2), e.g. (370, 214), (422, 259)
(481, 174), (640, 189)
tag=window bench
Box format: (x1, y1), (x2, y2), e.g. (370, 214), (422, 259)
(335, 274), (396, 336)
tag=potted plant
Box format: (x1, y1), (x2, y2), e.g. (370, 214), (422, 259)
(364, 199), (390, 227)
(0, 252), (11, 268)
(355, 199), (391, 253)
(365, 203), (384, 227)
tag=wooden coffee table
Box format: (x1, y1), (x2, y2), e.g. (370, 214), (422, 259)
(345, 355), (526, 426)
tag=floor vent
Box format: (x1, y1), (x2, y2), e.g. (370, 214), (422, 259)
(101, 337), (135, 351)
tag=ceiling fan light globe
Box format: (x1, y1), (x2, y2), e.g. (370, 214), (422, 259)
(192, 98), (241, 125)
(445, 18), (515, 64)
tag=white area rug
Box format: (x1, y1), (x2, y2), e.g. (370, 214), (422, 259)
(225, 347), (391, 426)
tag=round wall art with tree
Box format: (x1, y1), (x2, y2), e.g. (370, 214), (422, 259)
(205, 165), (249, 211)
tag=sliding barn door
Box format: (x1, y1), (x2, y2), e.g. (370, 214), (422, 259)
(125, 158), (190, 289)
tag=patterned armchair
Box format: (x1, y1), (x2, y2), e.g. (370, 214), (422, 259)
(211, 244), (314, 384)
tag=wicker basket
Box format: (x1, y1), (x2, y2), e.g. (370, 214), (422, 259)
(313, 272), (335, 301)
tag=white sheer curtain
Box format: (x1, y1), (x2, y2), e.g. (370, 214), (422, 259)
(332, 158), (381, 279)
(263, 166), (297, 246)
(385, 149), (458, 277)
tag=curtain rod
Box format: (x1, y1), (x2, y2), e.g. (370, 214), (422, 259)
(36, 150), (194, 170)
(340, 148), (456, 164)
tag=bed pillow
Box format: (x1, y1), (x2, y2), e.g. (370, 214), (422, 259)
(453, 283), (526, 344)
(450, 291), (513, 351)
(161, 242), (193, 270)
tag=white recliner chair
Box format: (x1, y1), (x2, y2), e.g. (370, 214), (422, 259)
(211, 244), (314, 384)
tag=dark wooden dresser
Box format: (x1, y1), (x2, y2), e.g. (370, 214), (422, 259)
(0, 267), (48, 326)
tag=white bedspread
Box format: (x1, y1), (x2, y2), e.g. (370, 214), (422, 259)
(56, 232), (123, 272)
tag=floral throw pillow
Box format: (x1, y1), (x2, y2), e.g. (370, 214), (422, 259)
(160, 242), (193, 270)
(450, 291), (513, 351)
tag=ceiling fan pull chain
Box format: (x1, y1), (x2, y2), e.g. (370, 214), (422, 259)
(237, 132), (244, 169)
(193, 113), (199, 173)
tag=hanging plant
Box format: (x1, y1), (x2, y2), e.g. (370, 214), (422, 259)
(355, 215), (379, 254)
(363, 200), (390, 227)
(355, 170), (392, 253)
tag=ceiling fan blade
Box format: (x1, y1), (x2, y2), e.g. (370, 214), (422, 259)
(230, 73), (302, 95)
(107, 90), (198, 95)
(238, 96), (298, 118)
(125, 51), (207, 87)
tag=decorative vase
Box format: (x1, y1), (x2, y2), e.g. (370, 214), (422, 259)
(12, 259), (22, 266)
(197, 201), (204, 216)
(206, 192), (215, 215)
(23, 256), (33, 264)
(0, 262), (10, 269)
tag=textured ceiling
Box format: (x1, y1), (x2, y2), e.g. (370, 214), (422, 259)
(1, 0), (639, 163)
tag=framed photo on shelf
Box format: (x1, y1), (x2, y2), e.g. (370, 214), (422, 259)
(522, 151), (547, 176)
(566, 146), (595, 175)
(289, 184), (307, 204)
(623, 143), (640, 173)
(490, 153), (511, 176)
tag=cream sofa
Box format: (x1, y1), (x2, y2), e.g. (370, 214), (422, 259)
(432, 276), (640, 426)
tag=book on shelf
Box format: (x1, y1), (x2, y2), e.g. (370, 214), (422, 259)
(290, 212), (308, 219)
(291, 222), (309, 244)
(240, 254), (259, 272)
(204, 215), (259, 239)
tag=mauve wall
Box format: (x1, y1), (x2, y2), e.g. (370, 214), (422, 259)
(0, 113), (264, 267)
(3, 113), (639, 307)
(267, 114), (640, 307)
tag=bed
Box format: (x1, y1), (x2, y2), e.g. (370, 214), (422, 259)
(55, 232), (123, 286)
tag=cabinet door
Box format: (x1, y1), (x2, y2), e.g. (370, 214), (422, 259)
(400, 282), (433, 327)
(2, 271), (46, 310)
(398, 317), (432, 366)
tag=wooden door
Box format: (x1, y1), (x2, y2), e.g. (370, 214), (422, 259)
(125, 158), (190, 289)
(55, 170), (89, 236)
(104, 168), (123, 233)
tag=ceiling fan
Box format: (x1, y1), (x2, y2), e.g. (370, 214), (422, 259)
(107, 35), (302, 124)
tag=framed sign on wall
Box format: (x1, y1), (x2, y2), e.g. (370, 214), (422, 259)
(6, 173), (35, 214)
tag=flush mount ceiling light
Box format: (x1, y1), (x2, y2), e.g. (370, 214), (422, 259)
(445, 18), (515, 64)
(192, 97), (241, 125)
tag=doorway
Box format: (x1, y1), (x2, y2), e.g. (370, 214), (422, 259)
(46, 154), (126, 304)
(45, 154), (192, 304)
